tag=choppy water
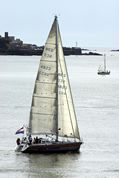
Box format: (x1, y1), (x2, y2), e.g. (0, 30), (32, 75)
(0, 52), (119, 178)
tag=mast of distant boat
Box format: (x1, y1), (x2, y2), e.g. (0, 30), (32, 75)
(104, 54), (106, 72)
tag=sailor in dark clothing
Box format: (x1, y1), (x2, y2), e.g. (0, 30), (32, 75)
(16, 138), (20, 145)
(35, 136), (38, 143)
(28, 134), (32, 145)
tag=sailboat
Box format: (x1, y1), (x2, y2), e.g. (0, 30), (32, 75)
(97, 54), (110, 75)
(16, 16), (82, 153)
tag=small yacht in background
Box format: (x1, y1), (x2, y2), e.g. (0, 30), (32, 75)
(98, 54), (110, 75)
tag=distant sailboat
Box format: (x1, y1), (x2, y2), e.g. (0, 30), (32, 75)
(15, 16), (82, 153)
(97, 54), (110, 75)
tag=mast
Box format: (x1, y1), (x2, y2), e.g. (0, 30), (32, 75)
(104, 54), (106, 71)
(55, 16), (59, 142)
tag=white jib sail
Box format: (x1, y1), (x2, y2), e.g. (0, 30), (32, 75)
(29, 17), (80, 140)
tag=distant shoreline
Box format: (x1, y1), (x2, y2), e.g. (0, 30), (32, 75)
(111, 49), (119, 52)
(0, 48), (102, 56)
(1, 32), (117, 56)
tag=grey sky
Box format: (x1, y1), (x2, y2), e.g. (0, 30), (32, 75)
(0, 0), (118, 48)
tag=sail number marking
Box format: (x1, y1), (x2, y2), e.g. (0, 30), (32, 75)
(44, 53), (52, 58)
(58, 85), (67, 95)
(58, 85), (67, 90)
(39, 71), (49, 76)
(58, 73), (67, 95)
(45, 47), (54, 52)
(39, 65), (51, 76)
(44, 47), (55, 58)
(41, 65), (51, 70)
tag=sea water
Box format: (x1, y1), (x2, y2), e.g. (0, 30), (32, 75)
(0, 51), (119, 178)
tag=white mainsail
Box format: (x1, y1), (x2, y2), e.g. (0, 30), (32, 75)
(29, 16), (80, 141)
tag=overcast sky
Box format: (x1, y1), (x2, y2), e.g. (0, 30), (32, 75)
(0, 0), (118, 48)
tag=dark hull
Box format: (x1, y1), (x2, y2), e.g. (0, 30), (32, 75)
(98, 71), (110, 75)
(22, 142), (82, 153)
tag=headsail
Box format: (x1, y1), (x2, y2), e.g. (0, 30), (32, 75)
(29, 16), (80, 141)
